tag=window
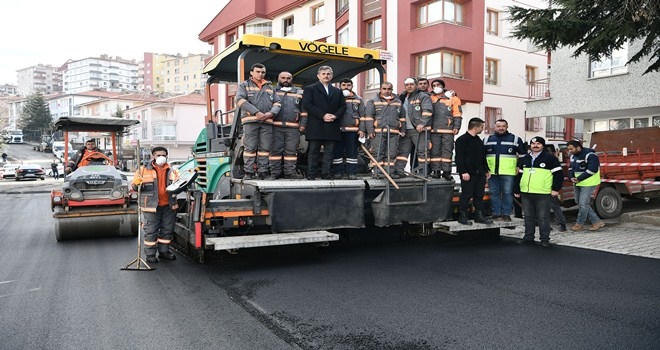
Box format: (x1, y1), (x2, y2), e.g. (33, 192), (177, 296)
(153, 124), (176, 141)
(226, 32), (237, 46)
(525, 65), (537, 83)
(545, 116), (565, 139)
(653, 116), (660, 127)
(417, 51), (464, 79)
(593, 120), (608, 132)
(337, 0), (349, 15)
(283, 16), (294, 37)
(486, 9), (499, 35)
(634, 118), (649, 128)
(590, 42), (628, 78)
(485, 58), (499, 85)
(484, 107), (502, 133)
(609, 118), (630, 130)
(337, 26), (349, 45)
(526, 117), (542, 132)
(366, 18), (382, 44)
(246, 21), (272, 36)
(312, 3), (325, 26)
(365, 69), (380, 90)
(418, 0), (463, 26)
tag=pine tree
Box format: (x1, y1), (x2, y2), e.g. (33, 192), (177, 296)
(19, 93), (52, 134)
(507, 0), (660, 75)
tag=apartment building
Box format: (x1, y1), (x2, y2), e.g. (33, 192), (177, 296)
(0, 84), (19, 96)
(161, 53), (211, 94)
(62, 55), (139, 94)
(198, 0), (548, 138)
(141, 53), (182, 93)
(525, 40), (660, 143)
(16, 64), (63, 96)
(123, 91), (207, 161)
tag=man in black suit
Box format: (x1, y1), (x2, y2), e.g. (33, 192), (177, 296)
(301, 65), (347, 180)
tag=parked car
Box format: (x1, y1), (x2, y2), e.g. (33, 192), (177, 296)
(15, 164), (46, 181)
(2, 163), (19, 179)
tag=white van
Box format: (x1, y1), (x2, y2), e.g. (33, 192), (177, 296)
(52, 141), (73, 161)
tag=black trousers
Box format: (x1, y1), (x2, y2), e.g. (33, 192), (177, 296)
(308, 140), (336, 178)
(459, 171), (487, 212)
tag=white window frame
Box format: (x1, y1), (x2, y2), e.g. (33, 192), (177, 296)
(590, 42), (628, 78)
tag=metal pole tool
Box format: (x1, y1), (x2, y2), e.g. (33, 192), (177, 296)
(121, 142), (155, 271)
(359, 139), (399, 189)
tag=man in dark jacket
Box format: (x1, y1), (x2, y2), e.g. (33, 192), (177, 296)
(514, 137), (563, 247)
(301, 65), (346, 180)
(454, 117), (493, 225)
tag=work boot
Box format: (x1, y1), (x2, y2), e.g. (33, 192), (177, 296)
(458, 211), (473, 225)
(395, 171), (407, 178)
(571, 224), (583, 231)
(474, 211), (493, 225)
(442, 172), (453, 181)
(243, 173), (254, 180)
(589, 221), (605, 231)
(540, 241), (552, 248)
(159, 251), (176, 260)
(501, 215), (512, 222)
(390, 172), (400, 179)
(559, 224), (567, 232)
(146, 255), (158, 263)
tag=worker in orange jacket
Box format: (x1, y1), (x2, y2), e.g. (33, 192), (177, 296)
(132, 146), (180, 263)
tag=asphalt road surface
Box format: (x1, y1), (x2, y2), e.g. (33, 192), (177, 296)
(1, 191), (659, 350)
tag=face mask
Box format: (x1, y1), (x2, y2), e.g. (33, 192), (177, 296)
(342, 89), (351, 97)
(433, 87), (443, 95)
(280, 86), (292, 92)
(445, 90), (454, 98)
(155, 156), (167, 166)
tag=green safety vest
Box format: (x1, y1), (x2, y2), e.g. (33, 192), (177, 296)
(575, 153), (601, 187)
(520, 167), (554, 194)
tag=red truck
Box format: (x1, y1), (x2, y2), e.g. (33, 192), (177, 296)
(554, 127), (660, 218)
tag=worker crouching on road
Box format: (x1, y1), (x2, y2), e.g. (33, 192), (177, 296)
(132, 147), (180, 263)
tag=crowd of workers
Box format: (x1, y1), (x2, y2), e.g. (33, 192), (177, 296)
(236, 63), (463, 181)
(232, 63), (605, 247)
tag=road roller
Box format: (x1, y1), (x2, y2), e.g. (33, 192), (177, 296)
(49, 116), (140, 241)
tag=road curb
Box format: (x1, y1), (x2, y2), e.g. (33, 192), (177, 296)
(620, 209), (660, 225)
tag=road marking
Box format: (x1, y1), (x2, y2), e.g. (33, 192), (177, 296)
(0, 287), (41, 298)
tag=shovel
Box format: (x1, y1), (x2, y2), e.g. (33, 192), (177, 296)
(358, 137), (399, 189)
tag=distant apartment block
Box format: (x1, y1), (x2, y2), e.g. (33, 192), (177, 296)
(0, 84), (19, 96)
(16, 64), (63, 96)
(62, 55), (139, 94)
(161, 53), (210, 94)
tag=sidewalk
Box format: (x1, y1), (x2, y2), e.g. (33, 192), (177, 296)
(500, 212), (660, 260)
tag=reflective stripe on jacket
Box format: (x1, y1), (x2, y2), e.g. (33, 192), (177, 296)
(132, 162), (180, 212)
(236, 79), (281, 124)
(484, 132), (524, 175)
(570, 148), (601, 187)
(518, 151), (563, 194)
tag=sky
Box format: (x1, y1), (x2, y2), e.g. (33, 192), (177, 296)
(0, 0), (229, 85)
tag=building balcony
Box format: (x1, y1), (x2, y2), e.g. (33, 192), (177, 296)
(528, 78), (551, 99)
